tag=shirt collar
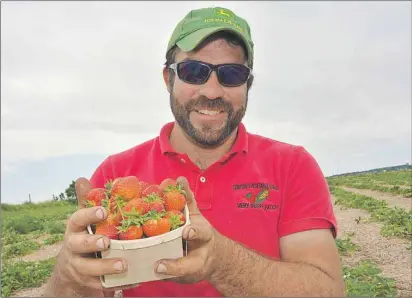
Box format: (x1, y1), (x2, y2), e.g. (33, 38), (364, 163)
(159, 121), (248, 156)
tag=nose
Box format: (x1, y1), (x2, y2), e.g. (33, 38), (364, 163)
(198, 71), (225, 100)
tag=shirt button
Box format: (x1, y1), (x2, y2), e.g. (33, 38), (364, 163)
(200, 176), (206, 183)
(180, 158), (186, 163)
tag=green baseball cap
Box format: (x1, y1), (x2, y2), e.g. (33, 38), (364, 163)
(167, 7), (254, 66)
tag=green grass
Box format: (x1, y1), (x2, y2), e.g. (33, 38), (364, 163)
(1, 200), (73, 262)
(328, 169), (412, 197)
(331, 186), (412, 240)
(1, 258), (56, 297)
(1, 200), (76, 234)
(2, 241), (41, 260)
(336, 233), (359, 256)
(43, 234), (64, 245)
(344, 260), (397, 297)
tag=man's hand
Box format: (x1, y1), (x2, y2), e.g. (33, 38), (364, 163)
(152, 177), (345, 297)
(43, 177), (139, 297)
(153, 176), (225, 283)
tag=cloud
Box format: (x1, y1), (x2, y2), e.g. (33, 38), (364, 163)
(1, 1), (410, 203)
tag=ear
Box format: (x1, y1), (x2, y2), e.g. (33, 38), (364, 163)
(163, 66), (172, 93)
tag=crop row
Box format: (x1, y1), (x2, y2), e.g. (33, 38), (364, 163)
(330, 186), (412, 239)
(328, 169), (411, 186)
(329, 179), (412, 197)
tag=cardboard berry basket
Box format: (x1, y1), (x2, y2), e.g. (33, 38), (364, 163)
(87, 205), (190, 288)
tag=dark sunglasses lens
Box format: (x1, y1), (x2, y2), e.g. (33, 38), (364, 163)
(177, 61), (210, 84)
(218, 65), (250, 86)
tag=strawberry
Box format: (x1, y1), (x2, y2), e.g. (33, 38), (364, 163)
(142, 213), (171, 237)
(96, 221), (118, 240)
(142, 185), (163, 198)
(122, 198), (149, 216)
(118, 224), (143, 240)
(159, 178), (176, 190)
(165, 210), (186, 230)
(144, 194), (165, 213)
(85, 188), (107, 207)
(165, 210), (186, 222)
(110, 176), (141, 201)
(163, 185), (186, 211)
(106, 195), (127, 215)
(139, 181), (150, 192)
(106, 212), (122, 226)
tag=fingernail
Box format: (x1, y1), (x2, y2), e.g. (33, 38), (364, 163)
(96, 208), (104, 219)
(156, 263), (167, 273)
(188, 228), (196, 239)
(114, 260), (125, 271)
(96, 237), (105, 249)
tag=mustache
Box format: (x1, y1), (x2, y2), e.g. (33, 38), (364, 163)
(185, 96), (233, 112)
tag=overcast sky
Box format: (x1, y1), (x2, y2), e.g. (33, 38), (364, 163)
(1, 1), (411, 204)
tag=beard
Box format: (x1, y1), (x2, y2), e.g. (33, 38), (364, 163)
(169, 92), (247, 149)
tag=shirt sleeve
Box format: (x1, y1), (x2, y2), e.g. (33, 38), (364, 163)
(278, 146), (337, 238)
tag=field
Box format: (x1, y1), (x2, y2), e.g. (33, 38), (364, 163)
(1, 168), (411, 297)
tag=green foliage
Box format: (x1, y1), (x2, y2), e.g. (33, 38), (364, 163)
(344, 261), (397, 297)
(2, 241), (41, 260)
(65, 180), (78, 204)
(1, 258), (56, 297)
(336, 234), (359, 256)
(44, 221), (66, 235)
(2, 201), (76, 235)
(331, 187), (412, 240)
(43, 234), (64, 245)
(328, 169), (412, 197)
(3, 215), (45, 234)
(1, 228), (28, 246)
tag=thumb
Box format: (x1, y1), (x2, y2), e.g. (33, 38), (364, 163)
(75, 177), (92, 209)
(176, 176), (201, 216)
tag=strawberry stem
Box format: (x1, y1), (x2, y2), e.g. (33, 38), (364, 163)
(115, 195), (126, 222)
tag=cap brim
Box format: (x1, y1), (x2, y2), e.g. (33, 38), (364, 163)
(176, 27), (252, 62)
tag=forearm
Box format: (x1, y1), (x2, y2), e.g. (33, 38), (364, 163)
(210, 234), (345, 297)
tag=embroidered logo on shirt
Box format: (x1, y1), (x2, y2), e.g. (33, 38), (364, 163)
(233, 183), (279, 210)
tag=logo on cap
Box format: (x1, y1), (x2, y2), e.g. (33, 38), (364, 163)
(214, 8), (234, 19)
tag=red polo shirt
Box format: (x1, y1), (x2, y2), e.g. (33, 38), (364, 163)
(89, 121), (337, 297)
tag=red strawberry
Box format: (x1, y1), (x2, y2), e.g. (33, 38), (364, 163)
(144, 194), (165, 213)
(96, 221), (118, 240)
(110, 176), (141, 201)
(142, 185), (163, 198)
(163, 185), (186, 211)
(165, 210), (186, 222)
(118, 225), (143, 240)
(106, 195), (128, 215)
(165, 210), (186, 230)
(143, 216), (171, 237)
(159, 178), (176, 190)
(85, 188), (107, 207)
(122, 198), (149, 216)
(139, 181), (150, 192)
(108, 196), (117, 213)
(106, 212), (122, 226)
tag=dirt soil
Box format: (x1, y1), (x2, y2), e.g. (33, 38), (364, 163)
(342, 186), (411, 211)
(11, 242), (63, 264)
(333, 198), (412, 297)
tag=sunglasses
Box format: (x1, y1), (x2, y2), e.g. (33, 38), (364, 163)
(169, 60), (253, 87)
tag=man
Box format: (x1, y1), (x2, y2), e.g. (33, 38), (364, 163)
(43, 6), (346, 297)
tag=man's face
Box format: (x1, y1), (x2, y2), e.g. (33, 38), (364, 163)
(168, 38), (249, 148)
